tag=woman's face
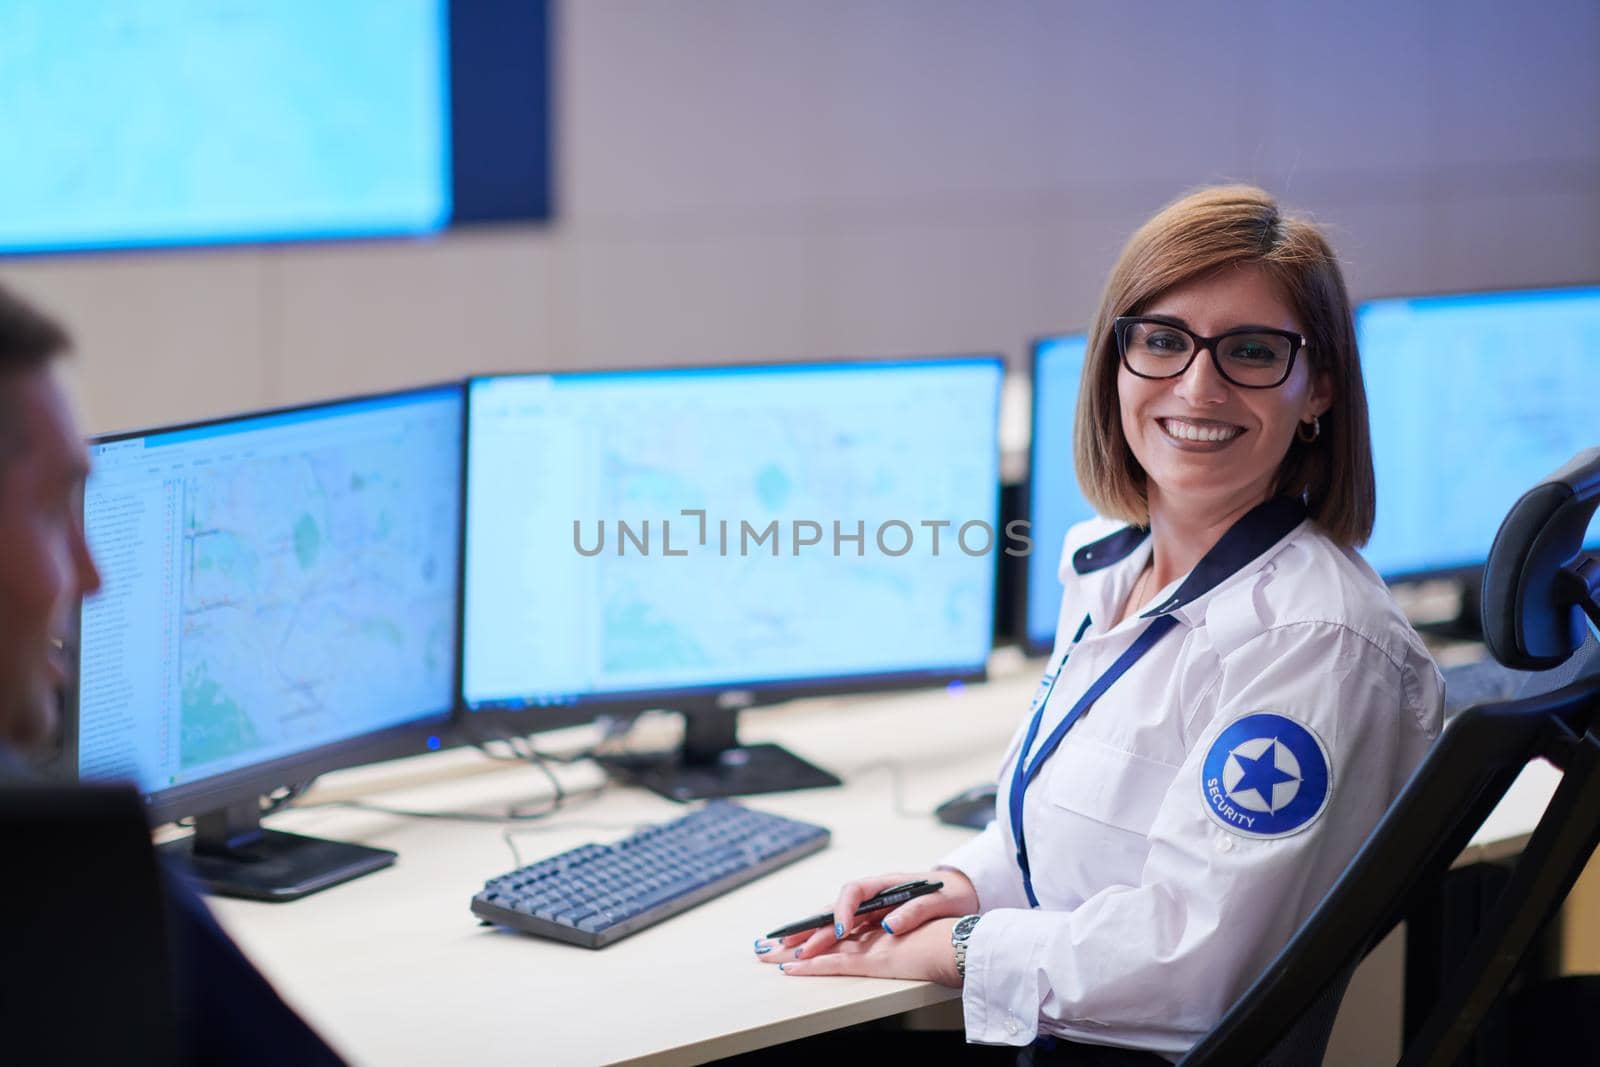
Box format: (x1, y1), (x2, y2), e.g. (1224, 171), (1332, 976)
(1117, 262), (1331, 525)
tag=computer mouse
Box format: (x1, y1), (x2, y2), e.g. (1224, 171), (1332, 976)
(934, 782), (998, 830)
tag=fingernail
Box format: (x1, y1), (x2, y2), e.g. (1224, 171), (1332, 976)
(754, 938), (765, 949)
(755, 945), (772, 955)
(882, 920), (895, 935)
(778, 963), (787, 973)
(834, 922), (844, 938)
(793, 948), (803, 959)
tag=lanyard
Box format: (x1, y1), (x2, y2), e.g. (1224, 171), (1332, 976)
(1004, 495), (1308, 908)
(1008, 611), (1179, 907)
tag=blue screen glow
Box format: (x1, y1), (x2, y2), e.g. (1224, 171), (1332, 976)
(0, 1), (450, 253)
(463, 361), (1003, 710)
(77, 387), (463, 795)
(1026, 335), (1095, 652)
(1360, 286), (1600, 579)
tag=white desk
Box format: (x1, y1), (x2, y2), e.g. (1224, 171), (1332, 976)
(205, 652), (1559, 1067)
(207, 660), (1042, 1066)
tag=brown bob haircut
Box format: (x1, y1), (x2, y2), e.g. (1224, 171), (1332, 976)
(1073, 184), (1375, 547)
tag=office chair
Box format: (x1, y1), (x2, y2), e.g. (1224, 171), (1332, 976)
(1178, 447), (1600, 1067)
(0, 781), (182, 1066)
(0, 779), (348, 1066)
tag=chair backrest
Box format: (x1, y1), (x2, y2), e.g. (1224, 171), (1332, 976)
(1180, 449), (1600, 1067)
(1481, 446), (1600, 668)
(0, 782), (182, 1065)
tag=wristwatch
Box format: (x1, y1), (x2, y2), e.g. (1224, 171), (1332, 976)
(951, 914), (981, 981)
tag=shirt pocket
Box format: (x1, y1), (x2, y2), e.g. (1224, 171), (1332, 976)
(1044, 735), (1181, 837)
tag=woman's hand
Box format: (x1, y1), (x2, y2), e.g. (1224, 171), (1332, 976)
(753, 868), (976, 966)
(757, 916), (963, 986)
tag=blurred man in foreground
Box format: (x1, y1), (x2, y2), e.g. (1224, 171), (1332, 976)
(0, 281), (344, 1066)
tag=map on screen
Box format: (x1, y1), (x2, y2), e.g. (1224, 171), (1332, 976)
(463, 362), (1002, 710)
(78, 389), (461, 794)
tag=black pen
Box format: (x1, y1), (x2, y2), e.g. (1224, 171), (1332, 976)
(764, 880), (944, 939)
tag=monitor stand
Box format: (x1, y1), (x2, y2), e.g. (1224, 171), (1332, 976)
(596, 707), (841, 802)
(158, 798), (396, 902)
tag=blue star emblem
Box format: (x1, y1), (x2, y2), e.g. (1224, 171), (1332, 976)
(1202, 713), (1331, 839)
(1226, 739), (1301, 813)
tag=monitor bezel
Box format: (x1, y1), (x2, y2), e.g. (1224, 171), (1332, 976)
(65, 380), (468, 826)
(1356, 280), (1600, 586)
(1022, 330), (1089, 658)
(457, 353), (1006, 736)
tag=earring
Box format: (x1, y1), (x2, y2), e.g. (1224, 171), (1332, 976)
(1296, 415), (1321, 443)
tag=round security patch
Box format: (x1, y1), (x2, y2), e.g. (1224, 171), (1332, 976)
(1201, 712), (1331, 839)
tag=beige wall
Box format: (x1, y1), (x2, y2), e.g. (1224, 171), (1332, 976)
(4, 0), (1598, 436)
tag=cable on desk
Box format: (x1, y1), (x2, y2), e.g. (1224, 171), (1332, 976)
(317, 781), (610, 825)
(222, 721), (640, 832)
(464, 713), (643, 768)
(293, 745), (612, 825)
(500, 815), (656, 870)
(436, 715), (657, 825)
(512, 740), (567, 810)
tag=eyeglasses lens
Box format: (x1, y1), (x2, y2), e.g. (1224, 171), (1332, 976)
(1122, 322), (1292, 387)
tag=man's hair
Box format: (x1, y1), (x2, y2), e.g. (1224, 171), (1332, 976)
(0, 282), (70, 376)
(0, 282), (73, 461)
(1072, 184), (1376, 547)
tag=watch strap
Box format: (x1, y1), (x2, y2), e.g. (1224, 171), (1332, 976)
(951, 913), (981, 981)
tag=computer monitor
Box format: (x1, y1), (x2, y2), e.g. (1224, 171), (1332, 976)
(0, 3), (553, 254)
(1359, 286), (1600, 611)
(462, 357), (1003, 801)
(1024, 333), (1095, 656)
(69, 385), (464, 900)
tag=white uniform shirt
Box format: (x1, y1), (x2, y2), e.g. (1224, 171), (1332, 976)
(940, 505), (1443, 1058)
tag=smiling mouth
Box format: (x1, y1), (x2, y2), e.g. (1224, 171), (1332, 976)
(1158, 417), (1244, 444)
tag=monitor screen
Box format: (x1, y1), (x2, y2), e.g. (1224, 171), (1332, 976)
(76, 386), (463, 801)
(0, 3), (450, 253)
(0, 3), (554, 253)
(1025, 334), (1095, 654)
(463, 359), (1003, 713)
(1359, 286), (1600, 580)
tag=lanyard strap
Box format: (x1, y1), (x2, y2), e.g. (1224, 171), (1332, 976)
(1008, 611), (1180, 907)
(1005, 495), (1308, 908)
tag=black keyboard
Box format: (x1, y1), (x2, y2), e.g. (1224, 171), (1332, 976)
(470, 801), (830, 948)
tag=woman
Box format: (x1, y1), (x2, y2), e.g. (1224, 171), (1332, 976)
(753, 186), (1444, 1062)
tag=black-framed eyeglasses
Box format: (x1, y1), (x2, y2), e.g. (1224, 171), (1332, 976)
(1114, 316), (1307, 389)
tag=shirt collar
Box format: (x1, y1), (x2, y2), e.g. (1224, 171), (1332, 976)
(1072, 496), (1309, 631)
